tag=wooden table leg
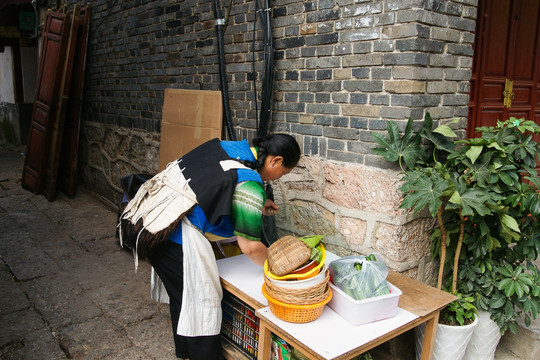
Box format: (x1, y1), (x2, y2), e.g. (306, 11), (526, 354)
(257, 320), (272, 360)
(420, 312), (440, 360)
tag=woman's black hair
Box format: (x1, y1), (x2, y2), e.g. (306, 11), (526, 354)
(236, 133), (301, 170)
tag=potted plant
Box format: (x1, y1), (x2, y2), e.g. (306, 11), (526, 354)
(371, 114), (540, 360)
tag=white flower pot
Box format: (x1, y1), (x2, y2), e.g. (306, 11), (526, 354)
(415, 315), (479, 360)
(463, 311), (502, 360)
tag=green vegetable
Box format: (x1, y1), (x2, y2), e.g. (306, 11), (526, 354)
(310, 245), (323, 263)
(298, 235), (323, 248)
(329, 255), (390, 300)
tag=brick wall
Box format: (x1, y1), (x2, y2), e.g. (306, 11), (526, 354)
(71, 0), (478, 279)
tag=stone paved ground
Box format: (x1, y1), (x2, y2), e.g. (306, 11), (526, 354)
(0, 146), (177, 360)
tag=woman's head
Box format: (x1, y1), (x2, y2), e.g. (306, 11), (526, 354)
(253, 133), (301, 181)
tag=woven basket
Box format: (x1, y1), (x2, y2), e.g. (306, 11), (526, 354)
(265, 243), (327, 281)
(262, 284), (332, 323)
(267, 236), (311, 276)
(264, 270), (330, 305)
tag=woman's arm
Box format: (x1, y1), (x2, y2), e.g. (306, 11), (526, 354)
(237, 236), (268, 266)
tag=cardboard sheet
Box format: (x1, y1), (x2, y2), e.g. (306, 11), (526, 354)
(159, 89), (223, 170)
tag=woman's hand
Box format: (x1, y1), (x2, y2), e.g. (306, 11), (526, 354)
(263, 199), (278, 216)
(237, 236), (268, 266)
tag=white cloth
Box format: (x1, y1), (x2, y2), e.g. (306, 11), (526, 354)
(119, 159), (198, 269)
(150, 217), (223, 336)
(177, 217), (223, 336)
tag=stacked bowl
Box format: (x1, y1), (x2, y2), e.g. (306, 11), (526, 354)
(262, 236), (332, 323)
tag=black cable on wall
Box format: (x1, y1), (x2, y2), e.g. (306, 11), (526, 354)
(213, 0), (236, 141)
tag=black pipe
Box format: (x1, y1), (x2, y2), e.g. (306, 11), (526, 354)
(255, 0), (274, 138)
(213, 0), (236, 140)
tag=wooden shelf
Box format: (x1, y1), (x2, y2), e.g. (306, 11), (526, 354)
(222, 337), (253, 360)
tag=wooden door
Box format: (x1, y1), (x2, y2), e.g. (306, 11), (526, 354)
(57, 5), (91, 198)
(468, 0), (540, 138)
(21, 10), (70, 193)
(42, 6), (80, 201)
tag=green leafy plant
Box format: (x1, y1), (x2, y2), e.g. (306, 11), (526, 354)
(372, 114), (540, 333)
(439, 292), (477, 326)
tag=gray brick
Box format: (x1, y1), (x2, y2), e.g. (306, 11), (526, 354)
(306, 57), (341, 69)
(328, 139), (346, 151)
(317, 22), (335, 34)
(382, 23), (430, 38)
(335, 43), (353, 55)
(315, 115), (333, 126)
(431, 27), (461, 42)
(300, 93), (315, 102)
(448, 16), (476, 32)
(307, 9), (340, 22)
(317, 69), (333, 80)
(285, 92), (299, 102)
(347, 140), (373, 154)
(379, 107), (415, 120)
(301, 71), (316, 81)
(319, 0), (335, 10)
(370, 94), (390, 105)
(316, 46), (334, 57)
(352, 42), (373, 53)
(343, 80), (383, 92)
(454, 106), (470, 117)
(447, 43), (474, 56)
(308, 81), (342, 92)
(332, 93), (349, 103)
(342, 2), (383, 17)
(306, 33), (339, 46)
(340, 29), (380, 42)
(350, 117), (368, 129)
(277, 101), (306, 112)
(445, 69), (472, 81)
(332, 116), (349, 128)
(323, 127), (359, 140)
(352, 68), (370, 79)
(373, 40), (395, 52)
(372, 68), (392, 79)
(442, 94), (469, 106)
(315, 93), (331, 103)
(351, 93), (368, 104)
(427, 81), (458, 93)
(291, 123), (323, 136)
(327, 150), (364, 164)
(429, 54), (459, 67)
(384, 53), (430, 66)
(393, 67), (444, 80)
(343, 54), (383, 67)
(301, 47), (317, 57)
(396, 9), (448, 27)
(396, 38), (445, 53)
(306, 103), (340, 115)
(336, 18), (354, 30)
(458, 81), (471, 93)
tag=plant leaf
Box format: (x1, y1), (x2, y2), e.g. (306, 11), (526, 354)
(466, 146), (483, 164)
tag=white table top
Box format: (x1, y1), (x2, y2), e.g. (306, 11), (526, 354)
(216, 253), (268, 306)
(217, 253), (419, 360)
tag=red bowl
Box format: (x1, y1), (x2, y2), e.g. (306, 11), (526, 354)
(290, 260), (319, 275)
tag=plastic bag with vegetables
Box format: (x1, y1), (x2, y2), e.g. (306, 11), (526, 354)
(328, 254), (390, 300)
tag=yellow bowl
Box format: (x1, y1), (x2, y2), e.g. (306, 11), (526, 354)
(264, 243), (326, 281)
(262, 284), (332, 323)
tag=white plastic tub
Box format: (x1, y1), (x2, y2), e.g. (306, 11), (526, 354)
(328, 281), (402, 326)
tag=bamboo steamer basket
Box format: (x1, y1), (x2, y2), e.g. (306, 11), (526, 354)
(267, 235), (311, 276)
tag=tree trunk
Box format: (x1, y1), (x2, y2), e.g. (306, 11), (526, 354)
(452, 212), (465, 293)
(437, 207), (446, 290)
